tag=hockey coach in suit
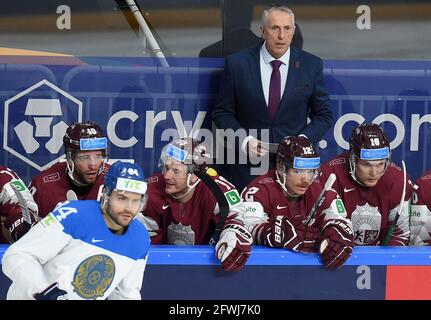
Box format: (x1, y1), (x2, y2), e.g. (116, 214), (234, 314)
(212, 5), (332, 191)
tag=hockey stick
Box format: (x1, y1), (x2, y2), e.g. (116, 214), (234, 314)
(123, 0), (170, 67)
(193, 170), (230, 246)
(304, 173), (337, 226)
(10, 182), (38, 236)
(382, 160), (407, 245)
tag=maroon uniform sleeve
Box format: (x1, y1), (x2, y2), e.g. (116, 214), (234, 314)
(29, 162), (106, 218)
(242, 178), (273, 215)
(28, 164), (68, 218)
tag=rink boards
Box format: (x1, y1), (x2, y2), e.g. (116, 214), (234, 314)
(1, 245), (431, 300)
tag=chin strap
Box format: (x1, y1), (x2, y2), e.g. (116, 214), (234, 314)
(348, 152), (389, 187)
(66, 159), (89, 187)
(66, 158), (106, 187)
(275, 170), (300, 198)
(171, 173), (200, 200)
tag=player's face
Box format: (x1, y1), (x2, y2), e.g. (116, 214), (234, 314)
(72, 150), (104, 184)
(106, 190), (143, 227)
(261, 10), (295, 58)
(284, 168), (316, 196)
(162, 160), (191, 196)
(355, 158), (387, 187)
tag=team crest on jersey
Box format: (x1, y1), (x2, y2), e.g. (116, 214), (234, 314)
(351, 203), (381, 245)
(167, 223), (195, 245)
(72, 254), (116, 299)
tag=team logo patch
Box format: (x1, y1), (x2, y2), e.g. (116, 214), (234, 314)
(351, 203), (381, 245)
(43, 172), (60, 183)
(167, 223), (195, 245)
(72, 254), (116, 299)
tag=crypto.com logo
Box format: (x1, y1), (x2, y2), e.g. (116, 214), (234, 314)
(4, 79), (82, 171)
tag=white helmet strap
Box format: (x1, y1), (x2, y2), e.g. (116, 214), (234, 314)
(171, 173), (200, 200)
(275, 169), (300, 198)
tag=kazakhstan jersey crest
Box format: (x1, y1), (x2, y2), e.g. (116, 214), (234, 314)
(72, 254), (116, 299)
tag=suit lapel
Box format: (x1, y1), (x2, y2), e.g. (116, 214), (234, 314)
(248, 46), (267, 110)
(280, 47), (300, 111)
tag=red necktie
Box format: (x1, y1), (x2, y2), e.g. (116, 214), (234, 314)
(268, 60), (282, 121)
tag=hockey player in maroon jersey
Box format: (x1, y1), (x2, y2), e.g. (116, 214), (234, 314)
(410, 171), (431, 245)
(0, 166), (38, 243)
(242, 136), (354, 269)
(321, 123), (412, 246)
(29, 121), (110, 218)
(139, 138), (252, 271)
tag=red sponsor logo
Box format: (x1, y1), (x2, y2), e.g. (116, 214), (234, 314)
(386, 266), (431, 300)
(389, 162), (401, 171)
(258, 177), (273, 184)
(43, 172), (60, 183)
(146, 176), (159, 184)
(329, 158), (345, 166)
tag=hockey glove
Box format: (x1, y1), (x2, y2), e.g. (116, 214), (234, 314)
(319, 219), (354, 269)
(34, 283), (68, 300)
(10, 218), (35, 242)
(263, 215), (320, 252)
(216, 222), (252, 271)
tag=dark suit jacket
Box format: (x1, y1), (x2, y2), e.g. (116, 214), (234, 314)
(212, 44), (332, 144)
(212, 44), (332, 190)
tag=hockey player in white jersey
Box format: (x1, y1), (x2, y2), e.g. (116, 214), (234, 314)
(2, 161), (150, 300)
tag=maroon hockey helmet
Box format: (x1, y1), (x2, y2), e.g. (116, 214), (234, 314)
(63, 121), (108, 158)
(349, 123), (391, 184)
(276, 136), (320, 173)
(349, 123), (390, 161)
(159, 137), (211, 174)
